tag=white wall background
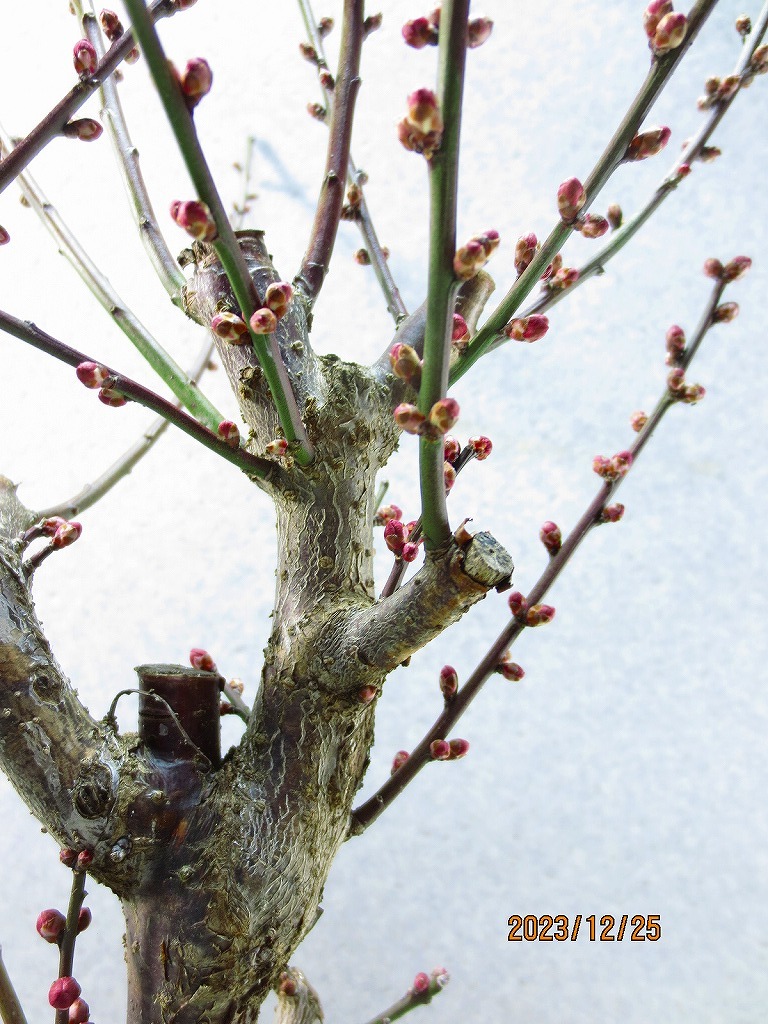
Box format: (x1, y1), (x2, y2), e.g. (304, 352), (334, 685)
(1, 2), (767, 1022)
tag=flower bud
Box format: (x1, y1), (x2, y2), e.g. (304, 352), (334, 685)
(667, 367), (686, 393)
(430, 739), (451, 761)
(539, 521), (562, 556)
(180, 58), (213, 109)
(607, 203), (622, 230)
(452, 313), (470, 343)
(750, 44), (768, 74)
(391, 750), (409, 774)
(722, 256), (751, 282)
(717, 75), (740, 101)
(428, 397), (460, 434)
(601, 503), (625, 523)
(681, 383), (706, 404)
(713, 302), (739, 323)
(557, 177), (585, 221)
(514, 232), (538, 275)
(217, 421), (240, 448)
(307, 102), (327, 122)
(630, 411), (648, 432)
(507, 591), (528, 618)
(467, 16), (493, 47)
(389, 343), (422, 384)
(249, 308), (278, 334)
(504, 315), (549, 342)
(357, 685), (378, 704)
(60, 848), (77, 868)
(41, 516), (68, 537)
(227, 677), (245, 694)
(49, 978), (81, 1011)
(406, 88), (442, 134)
(318, 16), (334, 36)
(189, 648), (216, 671)
(497, 658), (525, 681)
(63, 118), (103, 141)
(698, 145), (721, 163)
(525, 604), (556, 626)
(126, 46), (141, 65)
(401, 541), (420, 562)
(265, 438), (289, 458)
(443, 462), (456, 492)
(703, 257), (724, 280)
(439, 665), (458, 699)
(299, 42), (318, 64)
(448, 737), (470, 759)
(412, 972), (431, 994)
(625, 126), (671, 161)
(394, 403), (426, 434)
(77, 907), (92, 934)
(443, 436), (461, 464)
(431, 967), (450, 988)
(468, 435), (493, 461)
(665, 324), (686, 363)
(735, 15), (752, 36)
(76, 361), (110, 389)
(68, 997), (90, 1023)
(651, 12), (687, 55)
(211, 311), (249, 343)
(593, 451), (633, 480)
(453, 239), (485, 279)
(0, 225), (9, 244)
(37, 909), (66, 944)
(374, 504), (403, 525)
(384, 519), (407, 554)
(171, 199), (217, 241)
(98, 387), (128, 407)
(318, 69), (335, 90)
(264, 281), (293, 318)
(73, 39), (98, 77)
(52, 521), (82, 549)
(402, 16), (437, 48)
(577, 213), (609, 239)
(643, 0), (674, 40)
(100, 10), (123, 40)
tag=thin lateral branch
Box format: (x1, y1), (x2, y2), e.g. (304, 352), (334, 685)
(298, 0), (407, 321)
(0, 310), (272, 479)
(38, 338), (214, 519)
(449, 0), (720, 386)
(54, 871), (87, 1024)
(0, 131), (222, 431)
(0, 946), (28, 1024)
(418, 0), (470, 550)
(0, 0), (174, 198)
(123, 0), (314, 465)
(351, 273), (736, 834)
(296, 0), (364, 304)
(76, 0), (188, 308)
(231, 135), (258, 231)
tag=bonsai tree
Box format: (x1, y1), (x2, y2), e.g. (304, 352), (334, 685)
(0, 1), (766, 1021)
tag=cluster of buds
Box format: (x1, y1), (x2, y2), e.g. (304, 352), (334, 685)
(667, 368), (706, 403)
(541, 254), (579, 291)
(177, 58), (213, 111)
(703, 255), (751, 283)
(497, 653), (524, 681)
(389, 342), (423, 388)
(171, 199), (217, 242)
(593, 450), (633, 481)
(59, 848), (93, 871)
(504, 314), (549, 343)
(76, 361), (127, 407)
(451, 313), (470, 351)
(697, 74), (741, 110)
(383, 518), (422, 562)
(37, 904), (91, 944)
(217, 420), (240, 448)
(439, 664), (459, 700)
(643, 2), (687, 56)
(394, 397), (460, 438)
(600, 503), (625, 523)
(100, 9), (140, 63)
(402, 11), (492, 48)
(469, 435), (492, 461)
(539, 521), (562, 557)
(514, 232), (539, 275)
(429, 737), (470, 760)
(190, 647), (217, 671)
(25, 515), (83, 554)
(557, 178), (586, 222)
(62, 118), (103, 142)
(398, 88), (443, 159)
(73, 40), (98, 77)
(625, 126), (671, 162)
(374, 503), (403, 526)
(391, 750), (410, 774)
(453, 230), (499, 280)
(507, 591), (556, 627)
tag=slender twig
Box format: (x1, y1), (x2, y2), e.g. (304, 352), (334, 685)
(351, 273), (736, 834)
(123, 0), (314, 464)
(359, 972), (448, 1024)
(38, 338), (214, 519)
(0, 946), (28, 1024)
(449, 0), (720, 387)
(295, 0), (364, 303)
(0, 131), (222, 431)
(54, 870), (87, 1024)
(373, 479), (389, 513)
(0, 310), (272, 478)
(231, 135), (259, 231)
(297, 0), (408, 321)
(221, 682), (250, 723)
(418, 0), (469, 550)
(74, 0), (188, 308)
(0, 0), (175, 197)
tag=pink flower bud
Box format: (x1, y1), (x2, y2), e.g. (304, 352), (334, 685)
(703, 258), (724, 280)
(318, 16), (334, 36)
(98, 387), (128, 407)
(504, 314), (549, 342)
(430, 739), (451, 761)
(514, 232), (538, 275)
(36, 909), (66, 944)
(713, 302), (739, 323)
(41, 516), (68, 537)
(73, 40), (98, 77)
(189, 648), (216, 671)
(264, 281), (293, 318)
(465, 436), (491, 461)
(610, 450), (633, 478)
(699, 146), (721, 163)
(249, 308), (278, 334)
(547, 266), (580, 290)
(384, 519), (407, 554)
(453, 239), (485, 279)
(180, 58), (213, 109)
(667, 367), (686, 393)
(265, 438), (289, 458)
(357, 685), (378, 704)
(625, 126), (671, 161)
(402, 17), (437, 48)
(307, 102), (327, 122)
(77, 907), (92, 934)
(394, 403), (426, 434)
(607, 203), (623, 230)
(467, 17), (493, 47)
(211, 311), (249, 343)
(49, 978), (81, 1011)
(448, 737), (470, 759)
(299, 42), (319, 64)
(389, 343), (423, 384)
(352, 248), (370, 265)
(681, 383), (706, 404)
(539, 521), (562, 556)
(716, 75), (740, 101)
(443, 462), (457, 492)
(443, 436), (461, 464)
(439, 665), (459, 699)
(722, 256), (751, 282)
(100, 10), (123, 40)
(76, 849), (93, 871)
(601, 503), (625, 523)
(431, 967), (450, 988)
(76, 361), (110, 389)
(428, 397), (460, 434)
(735, 15), (751, 35)
(750, 44), (768, 74)
(68, 997), (90, 1023)
(0, 225), (9, 245)
(60, 848), (77, 868)
(412, 972), (431, 994)
(174, 0), (200, 9)
(171, 200), (217, 242)
(52, 521), (82, 549)
(452, 313), (470, 343)
(525, 603), (556, 627)
(643, 0), (674, 39)
(63, 118), (103, 141)
(497, 658), (525, 681)
(507, 591), (528, 618)
(557, 177), (586, 221)
(665, 324), (686, 362)
(630, 411), (648, 432)
(374, 504), (403, 525)
(479, 230), (500, 257)
(401, 541), (420, 562)
(217, 420), (240, 448)
(391, 750), (410, 774)
(406, 88), (443, 134)
(577, 213), (609, 238)
(651, 12), (687, 54)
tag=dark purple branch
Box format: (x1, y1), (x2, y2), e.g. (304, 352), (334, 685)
(296, 0), (364, 302)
